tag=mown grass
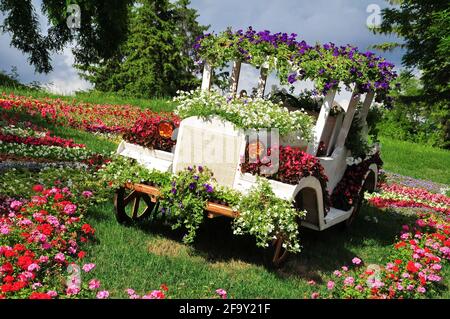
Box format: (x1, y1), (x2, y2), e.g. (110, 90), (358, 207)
(380, 136), (450, 185)
(0, 85), (176, 113)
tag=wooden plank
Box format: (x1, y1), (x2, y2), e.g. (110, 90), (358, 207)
(307, 90), (337, 155)
(201, 62), (212, 92)
(229, 61), (241, 96)
(123, 183), (239, 218)
(334, 89), (361, 149)
(256, 67), (268, 98)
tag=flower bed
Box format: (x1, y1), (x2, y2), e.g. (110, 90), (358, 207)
(0, 94), (172, 134)
(240, 145), (330, 210)
(367, 183), (450, 215)
(122, 114), (180, 152)
(324, 214), (449, 299)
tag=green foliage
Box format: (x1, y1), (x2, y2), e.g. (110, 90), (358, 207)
(77, 0), (208, 98)
(98, 157), (306, 252)
(0, 0), (132, 73)
(373, 1), (450, 102)
(233, 178), (305, 253)
(0, 68), (24, 88)
(377, 72), (449, 149)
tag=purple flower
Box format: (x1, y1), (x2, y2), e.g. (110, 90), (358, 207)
(287, 73), (297, 84)
(203, 184), (214, 193)
(189, 183), (196, 191)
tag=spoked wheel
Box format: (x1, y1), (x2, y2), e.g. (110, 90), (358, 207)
(264, 235), (289, 268)
(114, 187), (157, 224)
(344, 178), (371, 228)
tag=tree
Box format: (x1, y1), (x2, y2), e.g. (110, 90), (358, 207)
(372, 0), (449, 101)
(77, 0), (208, 98)
(0, 0), (133, 73)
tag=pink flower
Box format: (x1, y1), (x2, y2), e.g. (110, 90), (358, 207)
(143, 290), (165, 299)
(54, 252), (65, 263)
(0, 225), (9, 235)
(416, 219), (426, 227)
(431, 264), (442, 271)
(66, 285), (80, 295)
(311, 292), (320, 299)
(10, 200), (23, 211)
(47, 290), (58, 297)
(343, 277), (354, 286)
(216, 289), (227, 299)
(333, 270), (342, 277)
(126, 289), (136, 295)
(32, 282), (42, 290)
(427, 274), (441, 282)
(341, 266), (349, 271)
(407, 284), (414, 291)
(307, 280), (316, 286)
(82, 191), (93, 198)
(82, 263), (96, 272)
(327, 281), (335, 290)
(89, 279), (101, 290)
(352, 257), (362, 265)
(97, 290), (109, 299)
(27, 263), (40, 272)
(417, 286), (426, 294)
(63, 203), (77, 215)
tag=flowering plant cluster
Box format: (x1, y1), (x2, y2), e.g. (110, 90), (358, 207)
(99, 157), (305, 253)
(331, 152), (383, 210)
(122, 114), (180, 152)
(0, 131), (84, 149)
(0, 93), (172, 134)
(241, 145), (330, 211)
(194, 27), (397, 103)
(0, 184), (99, 298)
(174, 89), (314, 138)
(233, 178), (305, 253)
(324, 214), (449, 299)
(367, 183), (450, 215)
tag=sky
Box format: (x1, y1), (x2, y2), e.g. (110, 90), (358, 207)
(0, 0), (404, 100)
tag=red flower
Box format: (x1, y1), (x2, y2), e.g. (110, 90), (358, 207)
(406, 261), (419, 273)
(394, 259), (402, 265)
(32, 185), (44, 193)
(29, 292), (52, 299)
(81, 224), (95, 235)
(160, 284), (169, 292)
(77, 251), (86, 259)
(395, 242), (406, 249)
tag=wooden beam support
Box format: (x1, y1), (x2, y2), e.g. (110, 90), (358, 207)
(359, 91), (375, 124)
(229, 61), (241, 96)
(335, 89), (361, 150)
(307, 90), (337, 156)
(256, 66), (268, 98)
(201, 62), (212, 92)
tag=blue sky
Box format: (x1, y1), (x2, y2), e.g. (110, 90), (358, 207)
(0, 0), (404, 96)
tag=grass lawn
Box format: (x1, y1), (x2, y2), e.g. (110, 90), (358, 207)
(380, 136), (450, 185)
(1, 88), (449, 298)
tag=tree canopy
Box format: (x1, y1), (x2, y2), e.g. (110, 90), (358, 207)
(372, 0), (450, 101)
(0, 0), (133, 73)
(77, 0), (208, 98)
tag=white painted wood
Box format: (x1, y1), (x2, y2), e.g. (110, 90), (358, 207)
(201, 62), (212, 92)
(116, 140), (174, 172)
(172, 116), (245, 187)
(307, 90), (337, 155)
(323, 207), (353, 229)
(229, 61), (241, 96)
(256, 67), (268, 98)
(234, 173), (297, 201)
(335, 90), (361, 150)
(292, 176), (326, 230)
(359, 91), (375, 123)
(326, 112), (344, 156)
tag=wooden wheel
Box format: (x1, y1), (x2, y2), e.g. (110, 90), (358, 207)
(114, 187), (156, 223)
(264, 235), (289, 268)
(344, 177), (372, 228)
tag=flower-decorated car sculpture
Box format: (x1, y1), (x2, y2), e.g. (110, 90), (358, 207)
(105, 28), (396, 266)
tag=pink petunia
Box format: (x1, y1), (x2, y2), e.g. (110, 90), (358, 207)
(89, 279), (101, 290)
(216, 289), (227, 299)
(96, 290), (110, 299)
(351, 257), (362, 265)
(82, 263), (96, 272)
(327, 281), (335, 290)
(311, 292), (320, 299)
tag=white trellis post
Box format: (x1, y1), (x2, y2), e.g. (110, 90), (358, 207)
(359, 91), (375, 123)
(307, 89), (337, 156)
(229, 61), (241, 96)
(256, 62), (269, 98)
(201, 62), (212, 92)
(334, 89), (361, 149)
